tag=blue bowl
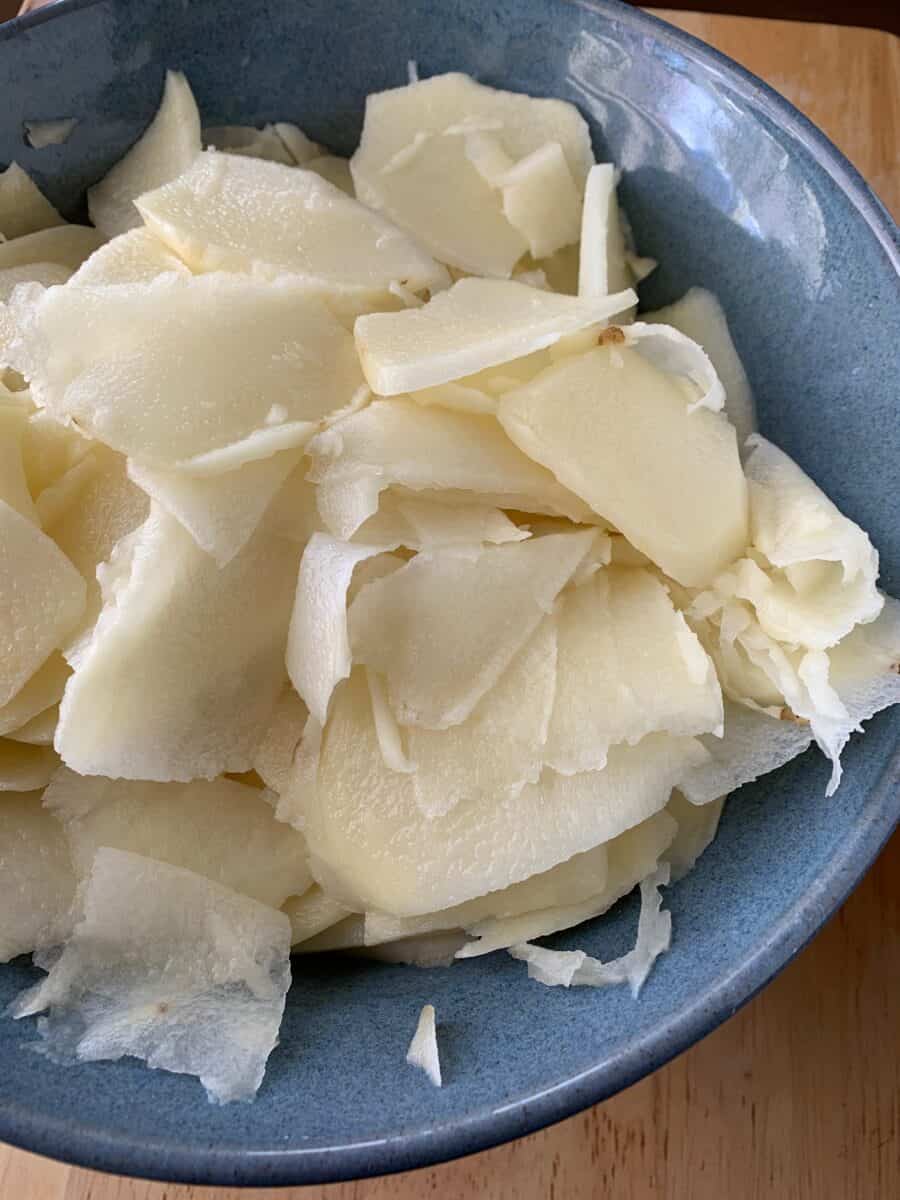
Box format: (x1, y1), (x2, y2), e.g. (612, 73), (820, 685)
(1, 0), (898, 1186)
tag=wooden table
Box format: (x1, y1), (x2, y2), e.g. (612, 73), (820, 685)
(1, 10), (898, 1199)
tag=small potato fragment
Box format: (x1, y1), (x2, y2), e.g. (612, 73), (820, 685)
(252, 684), (309, 794)
(664, 792), (725, 881)
(0, 498), (85, 707)
(498, 345), (748, 587)
(578, 163), (633, 298)
(44, 769), (312, 908)
(0, 404), (38, 522)
(354, 277), (636, 395)
(282, 885), (353, 947)
(88, 70), (201, 238)
(406, 1004), (441, 1086)
(0, 791), (74, 961)
(349, 530), (594, 730)
(0, 740), (60, 792)
(499, 142), (582, 259)
(0, 163), (64, 240)
(11, 848), (291, 1105)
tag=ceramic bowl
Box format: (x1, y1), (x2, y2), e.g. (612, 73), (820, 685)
(0, 0), (897, 1185)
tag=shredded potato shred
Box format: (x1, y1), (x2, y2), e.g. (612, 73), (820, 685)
(0, 68), (896, 1103)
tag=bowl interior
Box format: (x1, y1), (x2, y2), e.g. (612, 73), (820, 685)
(0, 0), (898, 1186)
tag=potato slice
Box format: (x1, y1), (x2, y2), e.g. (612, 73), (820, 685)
(0, 163), (64, 240)
(128, 448), (302, 566)
(351, 72), (593, 276)
(664, 792), (725, 881)
(354, 277), (636, 395)
(353, 491), (527, 553)
(499, 142), (581, 259)
(0, 404), (38, 522)
(9, 273), (365, 472)
(252, 684), (308, 794)
(69, 227), (190, 287)
(281, 885), (353, 947)
(136, 152), (448, 314)
(44, 769), (311, 907)
(287, 534), (398, 725)
(0, 226), (104, 272)
(55, 506), (300, 781)
(6, 704), (57, 745)
(0, 791), (74, 961)
(0, 263), (72, 304)
(0, 653), (69, 738)
(42, 447), (149, 653)
(18, 407), (90, 498)
(301, 669), (705, 915)
(271, 123), (321, 165)
(731, 435), (882, 649)
(88, 70), (201, 238)
(0, 740), (60, 791)
(545, 567), (723, 774)
(404, 616), (557, 817)
(307, 399), (591, 539)
(406, 1004), (441, 1087)
(647, 287), (756, 445)
(305, 155), (354, 196)
(498, 345), (748, 586)
(11, 848), (291, 1105)
(350, 530), (593, 729)
(578, 163), (633, 299)
(0, 498), (85, 706)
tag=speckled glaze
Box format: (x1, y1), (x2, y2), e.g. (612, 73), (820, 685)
(0, 0), (898, 1186)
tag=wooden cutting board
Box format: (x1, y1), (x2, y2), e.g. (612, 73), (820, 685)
(1, 12), (897, 1200)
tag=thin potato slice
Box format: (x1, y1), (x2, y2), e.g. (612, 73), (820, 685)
(301, 669), (706, 915)
(252, 684), (309, 794)
(11, 848), (291, 1105)
(578, 163), (633, 298)
(0, 163), (64, 240)
(0, 791), (74, 962)
(0, 498), (85, 706)
(88, 70), (201, 238)
(0, 654), (69, 738)
(137, 152), (448, 313)
(0, 226), (104, 273)
(349, 530), (594, 730)
(0, 262), (71, 304)
(664, 792), (725, 881)
(351, 72), (593, 276)
(44, 769), (312, 907)
(498, 345), (748, 586)
(69, 227), (190, 287)
(6, 704), (57, 745)
(623, 322), (725, 414)
(354, 277), (636, 395)
(9, 273), (365, 472)
(545, 567), (723, 774)
(307, 399), (591, 540)
(406, 1004), (441, 1087)
(0, 740), (60, 791)
(281, 885), (353, 947)
(499, 142), (581, 259)
(55, 506), (300, 781)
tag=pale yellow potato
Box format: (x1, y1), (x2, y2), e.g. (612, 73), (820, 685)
(282, 885), (353, 947)
(578, 163), (633, 299)
(69, 227), (190, 286)
(5, 704), (57, 745)
(0, 791), (74, 961)
(203, 123), (295, 165)
(0, 225), (104, 272)
(88, 70), (201, 238)
(136, 152), (447, 314)
(354, 277), (636, 395)
(0, 498), (85, 707)
(499, 141), (581, 260)
(665, 791), (725, 881)
(351, 72), (593, 276)
(253, 684), (308, 794)
(349, 530), (594, 730)
(0, 653), (69, 738)
(0, 404), (38, 523)
(0, 740), (60, 791)
(498, 345), (748, 586)
(305, 155), (354, 195)
(0, 163), (64, 240)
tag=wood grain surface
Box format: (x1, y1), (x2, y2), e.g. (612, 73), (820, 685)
(1, 10), (898, 1199)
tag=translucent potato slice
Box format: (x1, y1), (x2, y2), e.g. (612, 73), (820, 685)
(287, 534), (398, 725)
(406, 1004), (441, 1087)
(136, 152), (447, 312)
(7, 704), (57, 745)
(10, 273), (364, 471)
(545, 567), (723, 775)
(0, 225), (104, 272)
(12, 848), (291, 1105)
(679, 701), (812, 806)
(18, 407), (91, 498)
(498, 345), (749, 586)
(623, 322), (725, 414)
(734, 435), (882, 649)
(305, 155), (354, 196)
(351, 72), (593, 276)
(282, 885), (353, 947)
(578, 163), (633, 298)
(44, 769), (312, 907)
(647, 287), (756, 445)
(0, 498), (85, 707)
(69, 227), (190, 287)
(42, 447), (150, 652)
(0, 791), (74, 961)
(303, 670), (705, 915)
(88, 70), (201, 238)
(354, 277), (636, 395)
(55, 507), (300, 781)
(0, 163), (64, 240)
(252, 684), (308, 794)
(128, 448), (303, 566)
(664, 791), (725, 881)
(455, 809), (677, 957)
(0, 404), (38, 522)
(353, 491), (527, 553)
(349, 530), (594, 729)
(499, 141), (581, 259)
(405, 616), (557, 817)
(307, 399), (591, 540)
(0, 653), (69, 738)
(203, 124), (295, 165)
(0, 740), (60, 791)
(0, 263), (72, 305)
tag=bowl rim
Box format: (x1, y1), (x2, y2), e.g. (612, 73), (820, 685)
(0, 0), (898, 1186)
